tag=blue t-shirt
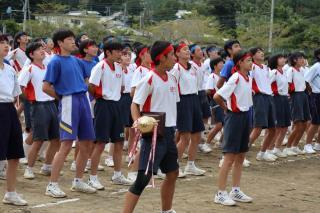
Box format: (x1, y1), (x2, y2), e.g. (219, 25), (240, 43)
(220, 59), (234, 80)
(80, 59), (97, 78)
(44, 55), (88, 96)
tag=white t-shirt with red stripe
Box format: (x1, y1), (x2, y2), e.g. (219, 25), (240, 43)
(205, 73), (220, 95)
(250, 63), (273, 95)
(122, 65), (135, 94)
(6, 48), (28, 72)
(270, 68), (289, 96)
(0, 63), (21, 103)
(131, 65), (151, 88)
(286, 66), (306, 92)
(170, 62), (198, 95)
(133, 70), (180, 127)
(217, 72), (253, 112)
(89, 60), (124, 101)
(18, 63), (54, 102)
(190, 60), (209, 91)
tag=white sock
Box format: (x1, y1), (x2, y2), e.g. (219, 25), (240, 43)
(5, 191), (17, 197)
(113, 171), (121, 177)
(42, 164), (51, 170)
(90, 175), (97, 180)
(39, 141), (49, 158)
(49, 182), (58, 186)
(161, 210), (173, 213)
(26, 166), (33, 170)
(232, 187), (240, 192)
(23, 142), (31, 159)
(187, 161), (195, 167)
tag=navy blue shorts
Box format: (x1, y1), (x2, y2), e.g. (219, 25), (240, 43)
(198, 90), (211, 119)
(211, 99), (225, 124)
(0, 103), (24, 160)
(253, 94), (276, 129)
(274, 95), (291, 127)
(177, 94), (205, 133)
(290, 92), (310, 123)
(222, 111), (250, 154)
(308, 93), (320, 125)
(59, 93), (95, 141)
(139, 127), (179, 174)
(94, 99), (124, 143)
(119, 93), (133, 127)
(23, 98), (32, 132)
(30, 101), (60, 141)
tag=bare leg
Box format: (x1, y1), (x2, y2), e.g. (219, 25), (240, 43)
(160, 170), (178, 211)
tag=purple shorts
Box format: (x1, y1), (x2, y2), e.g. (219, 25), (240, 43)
(59, 93), (95, 141)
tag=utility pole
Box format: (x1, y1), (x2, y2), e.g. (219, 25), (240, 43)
(123, 2), (127, 26)
(268, 0), (275, 53)
(23, 0), (28, 31)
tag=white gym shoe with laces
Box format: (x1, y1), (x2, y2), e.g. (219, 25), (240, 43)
(229, 189), (253, 203)
(214, 191), (236, 206)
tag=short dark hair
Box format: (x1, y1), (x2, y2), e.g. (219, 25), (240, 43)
(268, 53), (285, 70)
(52, 29), (75, 48)
(150, 40), (172, 66)
(210, 57), (224, 70)
(189, 44), (199, 54)
(0, 35), (9, 42)
(103, 41), (123, 56)
(14, 31), (27, 49)
(314, 48), (320, 62)
(32, 37), (44, 43)
(206, 45), (218, 55)
(249, 47), (264, 56)
(288, 52), (305, 66)
(76, 32), (88, 47)
(79, 39), (97, 57)
(224, 40), (240, 57)
(26, 42), (43, 61)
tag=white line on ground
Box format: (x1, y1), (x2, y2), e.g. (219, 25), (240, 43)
(31, 198), (80, 208)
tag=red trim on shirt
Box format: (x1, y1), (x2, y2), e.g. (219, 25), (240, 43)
(192, 60), (202, 67)
(288, 82), (295, 93)
(178, 62), (188, 70)
(230, 92), (240, 112)
(253, 62), (263, 69)
(152, 69), (168, 82)
(13, 60), (22, 72)
(95, 81), (103, 98)
(238, 72), (249, 82)
(271, 82), (279, 95)
(32, 63), (45, 70)
(142, 75), (153, 112)
(277, 68), (283, 74)
(24, 66), (36, 102)
(104, 59), (115, 71)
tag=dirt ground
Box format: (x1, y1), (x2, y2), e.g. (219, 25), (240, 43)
(1, 137), (320, 213)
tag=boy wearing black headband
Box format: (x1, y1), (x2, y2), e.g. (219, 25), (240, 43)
(123, 41), (178, 213)
(213, 50), (253, 206)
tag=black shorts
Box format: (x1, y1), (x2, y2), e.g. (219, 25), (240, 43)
(211, 99), (225, 124)
(198, 90), (211, 119)
(177, 94), (205, 133)
(253, 94), (276, 129)
(94, 99), (124, 143)
(119, 93), (133, 127)
(274, 95), (291, 127)
(139, 127), (179, 174)
(290, 92), (311, 123)
(309, 93), (320, 125)
(23, 98), (32, 132)
(222, 111), (250, 154)
(0, 103), (24, 160)
(30, 101), (60, 141)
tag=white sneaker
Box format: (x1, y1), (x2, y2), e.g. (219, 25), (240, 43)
(0, 168), (6, 180)
(304, 144), (316, 154)
(19, 158), (28, 165)
(243, 158), (251, 167)
(104, 157), (114, 167)
(88, 176), (105, 190)
(229, 189), (253, 203)
(199, 143), (213, 153)
(45, 183), (67, 198)
(112, 175), (134, 186)
(39, 166), (51, 176)
(184, 164), (206, 176)
(24, 167), (35, 179)
(214, 191), (236, 206)
(283, 148), (297, 156)
(161, 210), (176, 213)
(292, 146), (305, 155)
(256, 152), (275, 162)
(219, 157), (224, 168)
(178, 168), (187, 178)
(127, 172), (138, 182)
(266, 150), (278, 160)
(71, 180), (97, 194)
(155, 169), (166, 179)
(272, 148), (287, 158)
(313, 143), (320, 151)
(3, 192), (28, 206)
